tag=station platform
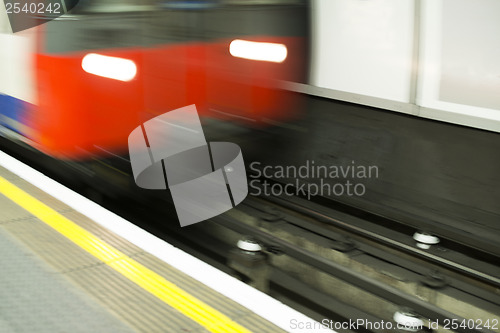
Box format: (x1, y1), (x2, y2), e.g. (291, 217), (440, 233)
(0, 158), (310, 333)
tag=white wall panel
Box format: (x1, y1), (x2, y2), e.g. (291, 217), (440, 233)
(0, 0), (11, 34)
(311, 0), (415, 103)
(417, 0), (500, 122)
(0, 0), (36, 104)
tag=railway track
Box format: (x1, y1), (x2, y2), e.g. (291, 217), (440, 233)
(93, 176), (500, 332)
(254, 184), (500, 289)
(207, 193), (499, 332)
(2, 135), (499, 332)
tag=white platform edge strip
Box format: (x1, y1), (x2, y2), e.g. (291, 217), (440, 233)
(0, 150), (334, 333)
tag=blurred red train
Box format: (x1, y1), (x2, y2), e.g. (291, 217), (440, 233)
(0, 0), (310, 163)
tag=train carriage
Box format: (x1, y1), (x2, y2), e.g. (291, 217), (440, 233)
(0, 0), (310, 160)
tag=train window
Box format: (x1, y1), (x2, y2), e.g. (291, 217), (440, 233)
(156, 0), (305, 7)
(69, 0), (304, 14)
(221, 0), (305, 4)
(70, 0), (159, 13)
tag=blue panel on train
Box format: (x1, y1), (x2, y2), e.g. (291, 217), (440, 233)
(0, 94), (29, 135)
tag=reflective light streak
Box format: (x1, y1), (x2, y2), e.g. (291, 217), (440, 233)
(229, 40), (287, 63)
(82, 53), (137, 81)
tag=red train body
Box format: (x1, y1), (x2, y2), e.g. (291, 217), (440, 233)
(15, 1), (310, 160)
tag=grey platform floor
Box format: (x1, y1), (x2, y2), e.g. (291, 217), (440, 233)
(0, 227), (136, 333)
(0, 165), (283, 333)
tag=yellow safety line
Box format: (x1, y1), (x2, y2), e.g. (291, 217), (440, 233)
(0, 176), (252, 333)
